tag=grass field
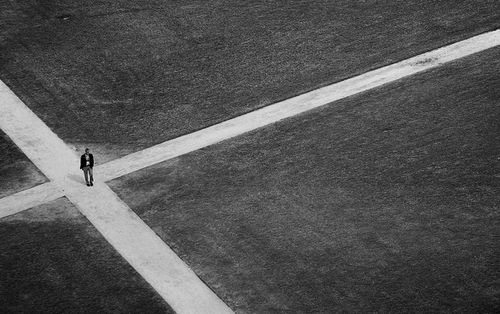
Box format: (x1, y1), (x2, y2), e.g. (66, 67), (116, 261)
(109, 47), (500, 313)
(1, 1), (499, 313)
(1, 1), (500, 160)
(0, 129), (46, 198)
(0, 197), (173, 313)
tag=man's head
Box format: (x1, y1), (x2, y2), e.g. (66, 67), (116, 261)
(85, 148), (90, 154)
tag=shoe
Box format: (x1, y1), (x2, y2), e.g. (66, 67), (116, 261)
(87, 183), (90, 186)
(90, 182), (93, 186)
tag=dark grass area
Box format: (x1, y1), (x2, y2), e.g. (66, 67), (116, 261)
(0, 130), (47, 198)
(109, 47), (500, 313)
(0, 197), (173, 314)
(1, 1), (500, 159)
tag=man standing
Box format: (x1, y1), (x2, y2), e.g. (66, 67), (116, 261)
(80, 148), (94, 186)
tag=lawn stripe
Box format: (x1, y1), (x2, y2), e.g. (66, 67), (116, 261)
(0, 182), (64, 219)
(0, 81), (234, 313)
(97, 29), (500, 181)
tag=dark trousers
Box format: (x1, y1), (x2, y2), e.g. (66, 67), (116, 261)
(82, 166), (93, 184)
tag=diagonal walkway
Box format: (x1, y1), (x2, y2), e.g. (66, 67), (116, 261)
(1, 28), (500, 313)
(96, 29), (500, 181)
(0, 182), (63, 219)
(2, 30), (499, 217)
(0, 81), (233, 314)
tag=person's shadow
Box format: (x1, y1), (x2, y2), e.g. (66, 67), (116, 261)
(68, 173), (85, 184)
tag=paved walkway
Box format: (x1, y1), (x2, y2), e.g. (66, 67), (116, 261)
(0, 182), (63, 219)
(96, 29), (500, 181)
(1, 29), (499, 313)
(0, 81), (233, 314)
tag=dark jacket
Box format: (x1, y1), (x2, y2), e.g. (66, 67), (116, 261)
(80, 153), (94, 169)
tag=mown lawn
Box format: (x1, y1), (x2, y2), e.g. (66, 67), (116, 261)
(0, 197), (173, 314)
(110, 47), (500, 313)
(0, 130), (46, 198)
(1, 0), (500, 159)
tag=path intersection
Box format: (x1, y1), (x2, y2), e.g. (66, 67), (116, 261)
(1, 30), (499, 313)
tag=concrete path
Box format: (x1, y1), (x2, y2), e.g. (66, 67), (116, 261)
(3, 30), (500, 212)
(97, 29), (500, 181)
(0, 182), (63, 219)
(0, 81), (233, 314)
(1, 29), (500, 313)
